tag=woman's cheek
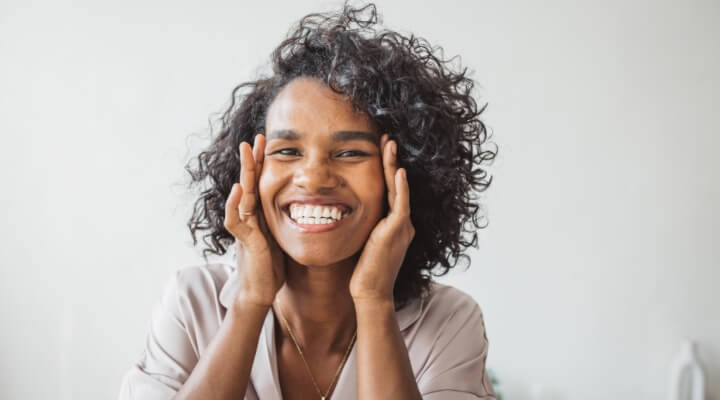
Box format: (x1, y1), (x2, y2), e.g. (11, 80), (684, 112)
(259, 158), (282, 185)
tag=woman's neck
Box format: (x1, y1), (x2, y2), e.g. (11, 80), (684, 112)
(274, 257), (357, 353)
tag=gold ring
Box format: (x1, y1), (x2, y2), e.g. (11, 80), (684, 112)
(239, 211), (254, 216)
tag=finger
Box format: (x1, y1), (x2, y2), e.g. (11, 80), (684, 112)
(224, 183), (242, 234)
(390, 168), (411, 220)
(383, 138), (398, 209)
(379, 134), (389, 203)
(379, 133), (388, 155)
(252, 133), (266, 171)
(252, 135), (266, 190)
(238, 142), (258, 217)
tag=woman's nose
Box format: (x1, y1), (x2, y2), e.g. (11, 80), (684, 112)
(292, 157), (340, 193)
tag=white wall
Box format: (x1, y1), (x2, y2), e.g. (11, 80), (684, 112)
(1, 0), (718, 399)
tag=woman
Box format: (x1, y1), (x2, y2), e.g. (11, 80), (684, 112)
(120, 3), (497, 399)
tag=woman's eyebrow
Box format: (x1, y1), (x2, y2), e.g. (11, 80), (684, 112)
(267, 129), (300, 141)
(332, 130), (379, 145)
(266, 129), (379, 145)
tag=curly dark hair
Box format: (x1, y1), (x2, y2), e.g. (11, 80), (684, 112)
(185, 2), (496, 308)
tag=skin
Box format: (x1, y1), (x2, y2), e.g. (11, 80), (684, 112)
(173, 77), (419, 400)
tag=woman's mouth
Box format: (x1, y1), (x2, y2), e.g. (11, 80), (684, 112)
(284, 203), (352, 232)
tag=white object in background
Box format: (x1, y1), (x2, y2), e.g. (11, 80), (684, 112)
(668, 339), (705, 400)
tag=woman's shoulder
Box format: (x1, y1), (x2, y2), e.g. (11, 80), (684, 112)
(400, 280), (487, 334)
(172, 263), (234, 294)
(153, 264), (237, 352)
(424, 281), (482, 309)
(160, 263), (236, 317)
(404, 281), (493, 393)
(419, 281), (485, 322)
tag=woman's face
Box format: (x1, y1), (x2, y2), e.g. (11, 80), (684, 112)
(259, 77), (385, 267)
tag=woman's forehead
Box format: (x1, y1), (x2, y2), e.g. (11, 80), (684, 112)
(265, 77), (376, 136)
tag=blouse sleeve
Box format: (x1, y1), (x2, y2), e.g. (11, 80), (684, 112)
(118, 271), (199, 400)
(415, 292), (497, 400)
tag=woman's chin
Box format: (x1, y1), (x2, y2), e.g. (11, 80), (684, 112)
(286, 251), (358, 270)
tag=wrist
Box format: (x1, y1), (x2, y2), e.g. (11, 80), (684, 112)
(223, 300), (271, 337)
(352, 295), (395, 311)
(349, 284), (394, 304)
(230, 296), (273, 317)
(235, 278), (279, 309)
(353, 297), (397, 329)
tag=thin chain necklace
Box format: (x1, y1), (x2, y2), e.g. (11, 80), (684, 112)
(274, 299), (357, 400)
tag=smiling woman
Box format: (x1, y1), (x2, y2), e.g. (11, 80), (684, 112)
(119, 2), (496, 400)
(260, 78), (387, 269)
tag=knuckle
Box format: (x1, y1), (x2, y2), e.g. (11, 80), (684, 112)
(243, 164), (256, 174)
(240, 183), (256, 194)
(406, 223), (416, 237)
(225, 192), (236, 207)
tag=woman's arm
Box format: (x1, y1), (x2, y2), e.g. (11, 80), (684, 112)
(356, 288), (497, 400)
(354, 298), (422, 400)
(171, 301), (268, 400)
(350, 135), (421, 399)
(175, 136), (285, 399)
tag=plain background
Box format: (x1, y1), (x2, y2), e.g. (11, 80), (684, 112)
(1, 0), (718, 399)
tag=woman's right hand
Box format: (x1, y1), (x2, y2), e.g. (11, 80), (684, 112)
(224, 134), (286, 308)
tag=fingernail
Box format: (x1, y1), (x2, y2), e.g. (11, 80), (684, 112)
(392, 142), (397, 155)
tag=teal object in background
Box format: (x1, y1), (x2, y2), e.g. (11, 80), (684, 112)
(488, 369), (503, 400)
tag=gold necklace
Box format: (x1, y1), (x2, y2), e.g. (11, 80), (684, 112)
(274, 300), (357, 400)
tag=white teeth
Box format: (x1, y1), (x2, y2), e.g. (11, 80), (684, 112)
(296, 217), (333, 225)
(288, 203), (349, 224)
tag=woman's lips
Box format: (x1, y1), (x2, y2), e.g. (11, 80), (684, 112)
(283, 209), (350, 233)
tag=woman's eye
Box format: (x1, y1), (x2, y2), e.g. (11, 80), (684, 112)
(271, 148), (300, 157)
(268, 148), (369, 159)
(337, 150), (369, 158)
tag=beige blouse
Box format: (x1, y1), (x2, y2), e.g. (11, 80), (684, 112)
(119, 264), (496, 399)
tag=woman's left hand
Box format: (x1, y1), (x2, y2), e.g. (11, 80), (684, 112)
(349, 134), (415, 304)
